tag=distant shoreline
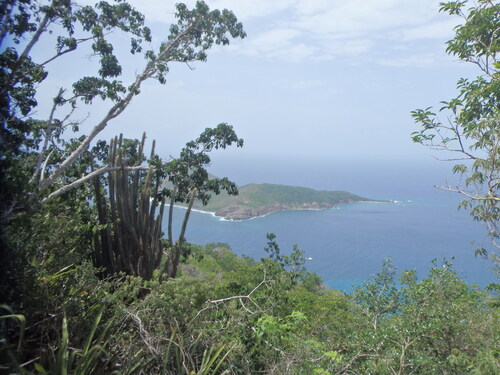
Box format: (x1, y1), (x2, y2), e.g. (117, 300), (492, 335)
(175, 199), (390, 221)
(168, 182), (390, 220)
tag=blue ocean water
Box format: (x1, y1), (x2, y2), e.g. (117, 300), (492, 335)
(166, 159), (497, 293)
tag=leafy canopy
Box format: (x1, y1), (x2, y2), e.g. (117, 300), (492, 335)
(411, 0), (500, 253)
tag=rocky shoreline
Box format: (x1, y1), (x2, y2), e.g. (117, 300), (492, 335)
(213, 201), (347, 221)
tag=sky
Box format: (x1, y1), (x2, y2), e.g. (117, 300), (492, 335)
(33, 0), (478, 171)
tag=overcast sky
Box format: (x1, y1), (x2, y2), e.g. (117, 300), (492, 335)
(34, 0), (477, 168)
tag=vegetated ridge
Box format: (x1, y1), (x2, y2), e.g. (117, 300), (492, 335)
(194, 183), (373, 220)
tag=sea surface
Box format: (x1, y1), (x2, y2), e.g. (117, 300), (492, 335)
(165, 158), (497, 293)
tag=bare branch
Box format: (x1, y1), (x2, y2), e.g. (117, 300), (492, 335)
(41, 165), (149, 203)
(124, 309), (160, 356)
(191, 277), (274, 323)
(40, 149), (55, 183)
(30, 88), (64, 184)
(32, 35), (99, 71)
(435, 185), (500, 202)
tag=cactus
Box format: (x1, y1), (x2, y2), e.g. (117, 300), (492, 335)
(92, 133), (165, 280)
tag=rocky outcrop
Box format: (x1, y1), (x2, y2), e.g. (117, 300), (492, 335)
(214, 201), (339, 220)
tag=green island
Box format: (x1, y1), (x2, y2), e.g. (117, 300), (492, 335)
(193, 183), (375, 220)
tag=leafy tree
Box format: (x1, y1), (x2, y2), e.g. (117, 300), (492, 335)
(262, 233), (307, 287)
(161, 123), (243, 279)
(411, 0), (499, 252)
(0, 0), (246, 211)
(350, 259), (498, 374)
(353, 258), (400, 330)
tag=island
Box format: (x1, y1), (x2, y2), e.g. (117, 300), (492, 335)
(191, 183), (374, 220)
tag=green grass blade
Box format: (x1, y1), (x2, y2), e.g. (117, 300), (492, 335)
(0, 313), (26, 352)
(83, 307), (104, 354)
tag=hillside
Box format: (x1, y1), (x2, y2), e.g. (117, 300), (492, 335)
(193, 183), (372, 220)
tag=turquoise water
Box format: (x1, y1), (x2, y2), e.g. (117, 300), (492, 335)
(166, 160), (497, 293)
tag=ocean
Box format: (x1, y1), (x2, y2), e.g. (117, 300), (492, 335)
(165, 158), (497, 293)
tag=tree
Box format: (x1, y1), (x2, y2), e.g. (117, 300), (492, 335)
(411, 0), (499, 253)
(161, 123), (243, 279)
(262, 233), (307, 287)
(350, 259), (498, 374)
(0, 0), (246, 209)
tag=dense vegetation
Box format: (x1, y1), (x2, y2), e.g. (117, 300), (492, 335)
(0, 0), (499, 374)
(2, 237), (499, 374)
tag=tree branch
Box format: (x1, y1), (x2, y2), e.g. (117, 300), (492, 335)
(30, 88), (64, 184)
(41, 165), (149, 203)
(191, 277), (274, 323)
(435, 185), (500, 201)
(38, 23), (196, 194)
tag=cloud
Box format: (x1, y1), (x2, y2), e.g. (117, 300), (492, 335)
(376, 52), (447, 68)
(208, 0), (296, 20)
(245, 28), (302, 52)
(292, 0), (437, 35)
(322, 39), (374, 59)
(397, 19), (458, 42)
(78, 0), (459, 66)
(227, 0), (456, 64)
(237, 28), (319, 61)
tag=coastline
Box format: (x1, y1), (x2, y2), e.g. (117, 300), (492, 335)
(175, 200), (391, 222)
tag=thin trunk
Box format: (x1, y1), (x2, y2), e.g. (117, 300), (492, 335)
(169, 188), (197, 279)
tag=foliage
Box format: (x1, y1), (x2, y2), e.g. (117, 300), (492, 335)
(262, 233), (307, 287)
(0, 305), (26, 373)
(411, 0), (500, 252)
(349, 259), (498, 374)
(353, 258), (400, 330)
(161, 123), (243, 279)
(4, 235), (499, 374)
(1, 1), (247, 370)
(32, 309), (128, 375)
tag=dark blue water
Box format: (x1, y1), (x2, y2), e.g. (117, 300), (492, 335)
(166, 159), (497, 293)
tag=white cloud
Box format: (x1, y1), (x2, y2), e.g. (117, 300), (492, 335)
(208, 0), (296, 20)
(376, 52), (445, 68)
(291, 0), (442, 37)
(246, 28), (301, 52)
(238, 28), (317, 61)
(77, 0), (459, 65)
(322, 38), (374, 59)
(397, 19), (458, 42)
(282, 43), (318, 62)
(224, 0), (454, 64)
